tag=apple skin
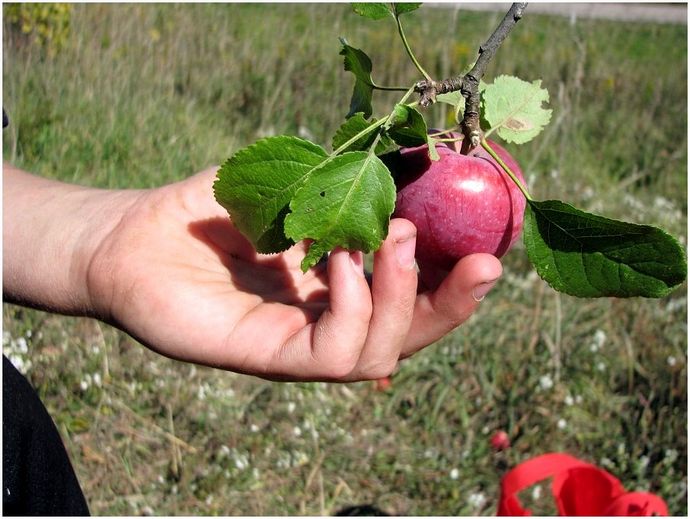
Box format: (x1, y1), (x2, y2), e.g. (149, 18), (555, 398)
(490, 429), (511, 451)
(391, 138), (527, 272)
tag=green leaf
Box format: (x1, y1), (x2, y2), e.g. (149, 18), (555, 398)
(284, 152), (396, 272)
(214, 136), (328, 253)
(339, 39), (375, 118)
(436, 90), (464, 109)
(483, 75), (552, 144)
(523, 199), (687, 298)
(394, 3), (422, 15)
(332, 113), (394, 155)
(387, 105), (428, 147)
(352, 3), (392, 20)
(351, 3), (421, 19)
(388, 103), (410, 128)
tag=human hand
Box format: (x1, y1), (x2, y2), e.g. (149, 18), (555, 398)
(85, 167), (502, 381)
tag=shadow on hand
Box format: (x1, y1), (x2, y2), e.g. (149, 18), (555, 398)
(187, 217), (328, 306)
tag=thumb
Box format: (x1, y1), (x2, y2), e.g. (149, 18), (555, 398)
(402, 253), (503, 357)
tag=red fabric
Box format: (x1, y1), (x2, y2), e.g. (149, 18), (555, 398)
(497, 453), (668, 516)
(498, 453), (587, 515)
(604, 492), (669, 516)
(552, 465), (624, 515)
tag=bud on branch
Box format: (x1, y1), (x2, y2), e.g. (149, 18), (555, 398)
(414, 2), (528, 148)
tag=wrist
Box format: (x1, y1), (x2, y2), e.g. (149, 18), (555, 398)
(78, 188), (147, 319)
(2, 165), (145, 317)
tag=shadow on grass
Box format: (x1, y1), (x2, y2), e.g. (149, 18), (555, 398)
(334, 504), (391, 516)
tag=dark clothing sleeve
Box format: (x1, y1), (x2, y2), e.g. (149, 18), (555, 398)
(3, 356), (90, 516)
(3, 102), (89, 515)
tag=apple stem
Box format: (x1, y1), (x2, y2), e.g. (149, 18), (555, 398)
(481, 139), (533, 201)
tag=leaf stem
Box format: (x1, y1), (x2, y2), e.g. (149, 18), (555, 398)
(436, 137), (464, 144)
(483, 126), (497, 139)
(372, 84), (412, 92)
(331, 117), (387, 157)
(428, 127), (462, 138)
(481, 139), (532, 201)
(397, 85), (417, 106)
(395, 11), (432, 81)
(331, 86), (417, 158)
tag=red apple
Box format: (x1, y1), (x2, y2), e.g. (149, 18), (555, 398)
(490, 429), (511, 451)
(375, 376), (392, 391)
(391, 136), (526, 276)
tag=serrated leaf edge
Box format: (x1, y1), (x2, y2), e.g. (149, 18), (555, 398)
(484, 75), (552, 144)
(213, 135), (328, 253)
(285, 151), (395, 271)
(523, 200), (687, 298)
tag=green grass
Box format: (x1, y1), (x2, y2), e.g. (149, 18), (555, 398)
(3, 3), (687, 515)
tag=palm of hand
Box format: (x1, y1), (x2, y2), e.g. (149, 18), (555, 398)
(90, 168), (501, 381)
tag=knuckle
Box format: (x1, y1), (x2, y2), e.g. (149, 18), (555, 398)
(431, 297), (472, 330)
(361, 359), (398, 381)
(325, 356), (359, 380)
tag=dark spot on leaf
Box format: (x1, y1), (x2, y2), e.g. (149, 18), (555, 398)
(320, 191), (326, 197)
(505, 117), (531, 130)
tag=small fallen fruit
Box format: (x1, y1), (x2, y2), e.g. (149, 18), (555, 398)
(490, 429), (511, 451)
(375, 376), (392, 392)
(391, 137), (527, 273)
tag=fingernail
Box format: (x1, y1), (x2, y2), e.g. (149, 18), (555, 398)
(472, 279), (498, 302)
(394, 234), (417, 269)
(350, 251), (365, 277)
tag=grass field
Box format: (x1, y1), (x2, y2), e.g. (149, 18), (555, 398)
(3, 3), (687, 515)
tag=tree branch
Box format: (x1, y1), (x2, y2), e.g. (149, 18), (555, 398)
(414, 2), (528, 148)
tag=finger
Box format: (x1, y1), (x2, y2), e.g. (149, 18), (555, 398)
(402, 253), (502, 357)
(270, 247), (373, 380)
(351, 218), (418, 379)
